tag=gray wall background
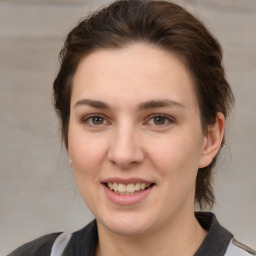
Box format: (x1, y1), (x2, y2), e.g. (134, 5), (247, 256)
(0, 0), (255, 255)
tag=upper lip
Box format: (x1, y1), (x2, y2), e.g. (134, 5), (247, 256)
(101, 177), (155, 185)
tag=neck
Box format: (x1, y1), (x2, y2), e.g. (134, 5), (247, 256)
(96, 210), (207, 256)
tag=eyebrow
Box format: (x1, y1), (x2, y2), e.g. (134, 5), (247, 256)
(74, 99), (110, 109)
(74, 99), (185, 110)
(138, 99), (185, 110)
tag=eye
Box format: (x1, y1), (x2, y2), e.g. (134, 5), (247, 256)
(147, 114), (174, 126)
(83, 115), (108, 126)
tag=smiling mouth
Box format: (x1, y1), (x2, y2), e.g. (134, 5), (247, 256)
(104, 182), (155, 195)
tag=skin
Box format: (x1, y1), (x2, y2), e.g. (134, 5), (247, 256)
(68, 43), (225, 256)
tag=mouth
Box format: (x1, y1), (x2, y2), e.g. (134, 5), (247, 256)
(103, 182), (155, 195)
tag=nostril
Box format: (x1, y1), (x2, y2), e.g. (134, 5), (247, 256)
(107, 140), (144, 168)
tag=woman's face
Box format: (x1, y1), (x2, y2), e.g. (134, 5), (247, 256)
(68, 43), (211, 236)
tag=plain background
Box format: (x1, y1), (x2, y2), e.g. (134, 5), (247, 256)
(0, 0), (255, 255)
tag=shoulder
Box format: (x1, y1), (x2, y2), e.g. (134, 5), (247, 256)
(195, 212), (256, 256)
(62, 220), (98, 255)
(7, 221), (97, 256)
(7, 232), (61, 256)
(225, 239), (256, 256)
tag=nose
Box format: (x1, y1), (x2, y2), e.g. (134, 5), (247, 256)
(107, 124), (144, 169)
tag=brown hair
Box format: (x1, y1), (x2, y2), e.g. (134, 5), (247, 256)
(53, 0), (234, 209)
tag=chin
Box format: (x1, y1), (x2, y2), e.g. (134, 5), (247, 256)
(98, 213), (155, 237)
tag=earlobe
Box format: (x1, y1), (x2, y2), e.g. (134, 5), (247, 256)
(199, 112), (225, 168)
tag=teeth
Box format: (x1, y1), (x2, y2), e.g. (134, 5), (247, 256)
(107, 182), (152, 194)
(126, 184), (134, 193)
(140, 183), (145, 190)
(108, 183), (113, 190)
(135, 183), (140, 191)
(113, 182), (118, 193)
(118, 184), (126, 193)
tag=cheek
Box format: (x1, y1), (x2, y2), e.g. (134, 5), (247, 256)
(149, 134), (203, 176)
(149, 136), (203, 211)
(68, 131), (107, 210)
(68, 128), (107, 172)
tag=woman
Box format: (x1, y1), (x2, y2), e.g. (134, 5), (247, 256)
(8, 0), (255, 255)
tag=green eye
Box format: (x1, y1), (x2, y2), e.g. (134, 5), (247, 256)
(83, 115), (107, 126)
(91, 116), (105, 125)
(147, 114), (174, 126)
(82, 114), (110, 129)
(153, 116), (166, 125)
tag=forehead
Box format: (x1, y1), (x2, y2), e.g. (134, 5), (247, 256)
(71, 43), (198, 110)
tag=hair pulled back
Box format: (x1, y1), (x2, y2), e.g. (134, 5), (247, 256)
(53, 0), (234, 208)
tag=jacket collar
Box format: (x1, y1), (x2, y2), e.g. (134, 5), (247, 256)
(66, 212), (233, 256)
(194, 212), (233, 256)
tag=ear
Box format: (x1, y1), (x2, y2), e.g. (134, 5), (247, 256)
(199, 112), (225, 168)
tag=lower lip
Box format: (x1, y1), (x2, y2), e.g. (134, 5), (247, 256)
(103, 184), (154, 205)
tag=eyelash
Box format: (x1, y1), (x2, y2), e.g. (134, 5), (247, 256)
(146, 114), (174, 126)
(81, 114), (174, 127)
(82, 114), (109, 126)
